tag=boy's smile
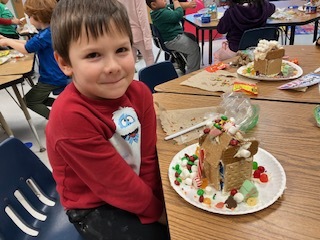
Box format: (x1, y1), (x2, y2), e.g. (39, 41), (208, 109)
(56, 22), (135, 100)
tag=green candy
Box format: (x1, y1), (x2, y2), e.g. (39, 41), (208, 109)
(252, 161), (258, 170)
(187, 161), (194, 165)
(221, 115), (228, 121)
(192, 154), (198, 160)
(197, 189), (205, 196)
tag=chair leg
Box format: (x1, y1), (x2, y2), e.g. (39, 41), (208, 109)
(24, 75), (35, 87)
(155, 49), (161, 63)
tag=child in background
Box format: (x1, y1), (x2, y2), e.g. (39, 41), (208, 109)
(147, 0), (200, 73)
(47, 0), (170, 239)
(0, 0), (21, 39)
(118, 0), (155, 66)
(213, 0), (275, 62)
(0, 0), (70, 120)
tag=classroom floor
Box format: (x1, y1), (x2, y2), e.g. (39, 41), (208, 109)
(0, 34), (315, 169)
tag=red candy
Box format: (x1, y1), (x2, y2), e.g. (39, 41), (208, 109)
(229, 139), (239, 146)
(203, 128), (211, 134)
(258, 166), (265, 173)
(230, 189), (238, 196)
(189, 155), (195, 162)
(260, 173), (268, 183)
(174, 180), (180, 186)
(253, 169), (261, 178)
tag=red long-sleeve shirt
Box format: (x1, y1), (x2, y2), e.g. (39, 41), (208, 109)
(0, 18), (13, 25)
(46, 81), (164, 224)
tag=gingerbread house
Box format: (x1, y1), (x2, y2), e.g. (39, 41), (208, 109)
(253, 40), (285, 75)
(199, 124), (259, 193)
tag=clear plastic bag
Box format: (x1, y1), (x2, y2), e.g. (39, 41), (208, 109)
(219, 92), (260, 132)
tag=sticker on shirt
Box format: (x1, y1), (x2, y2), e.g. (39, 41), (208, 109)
(111, 107), (141, 174)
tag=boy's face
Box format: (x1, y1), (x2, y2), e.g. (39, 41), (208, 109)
(55, 25), (135, 100)
(152, 0), (166, 9)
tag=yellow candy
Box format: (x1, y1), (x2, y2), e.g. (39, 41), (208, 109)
(203, 197), (211, 205)
(195, 146), (200, 157)
(246, 197), (258, 206)
(200, 178), (209, 189)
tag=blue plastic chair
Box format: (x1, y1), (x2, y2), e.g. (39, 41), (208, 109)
(0, 137), (82, 240)
(238, 27), (280, 50)
(138, 61), (178, 93)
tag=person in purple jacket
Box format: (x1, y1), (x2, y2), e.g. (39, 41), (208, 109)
(213, 0), (275, 62)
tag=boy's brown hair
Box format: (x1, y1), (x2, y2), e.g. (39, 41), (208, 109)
(24, 0), (57, 24)
(51, 0), (133, 65)
(146, 0), (156, 9)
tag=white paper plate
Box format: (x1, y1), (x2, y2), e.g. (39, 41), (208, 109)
(237, 60), (303, 81)
(168, 143), (286, 215)
(0, 56), (10, 65)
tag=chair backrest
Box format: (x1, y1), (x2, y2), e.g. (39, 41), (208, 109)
(0, 137), (82, 240)
(238, 27), (280, 50)
(150, 23), (172, 53)
(138, 61), (178, 93)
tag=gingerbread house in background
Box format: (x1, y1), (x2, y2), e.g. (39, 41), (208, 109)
(253, 40), (285, 75)
(199, 129), (259, 193)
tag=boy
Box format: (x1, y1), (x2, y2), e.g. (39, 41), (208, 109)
(47, 0), (170, 239)
(0, 0), (69, 120)
(0, 0), (20, 39)
(147, 0), (200, 73)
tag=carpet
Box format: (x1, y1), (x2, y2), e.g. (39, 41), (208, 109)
(294, 23), (320, 35)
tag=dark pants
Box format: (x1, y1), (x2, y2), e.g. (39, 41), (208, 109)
(24, 82), (59, 119)
(66, 205), (171, 240)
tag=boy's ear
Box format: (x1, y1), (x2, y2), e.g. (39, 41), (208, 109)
(150, 1), (157, 9)
(54, 51), (73, 77)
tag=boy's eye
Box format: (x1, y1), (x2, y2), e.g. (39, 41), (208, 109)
(116, 47), (129, 53)
(86, 52), (100, 59)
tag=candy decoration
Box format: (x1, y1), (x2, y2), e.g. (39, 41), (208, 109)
(225, 196), (237, 209)
(221, 115), (228, 121)
(185, 178), (192, 186)
(209, 128), (222, 137)
(197, 189), (205, 196)
(215, 202), (225, 208)
(252, 161), (258, 170)
(260, 173), (268, 183)
(197, 149), (205, 180)
(253, 169), (261, 178)
(203, 197), (211, 205)
(258, 166), (265, 173)
(193, 176), (203, 188)
(230, 189), (238, 196)
(233, 192), (244, 203)
(246, 197), (258, 206)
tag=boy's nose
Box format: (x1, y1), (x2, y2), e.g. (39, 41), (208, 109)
(104, 57), (121, 73)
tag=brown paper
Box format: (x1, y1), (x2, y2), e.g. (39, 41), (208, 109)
(158, 106), (217, 144)
(180, 70), (257, 92)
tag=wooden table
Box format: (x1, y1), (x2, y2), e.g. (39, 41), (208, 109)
(154, 92), (320, 240)
(155, 45), (320, 104)
(0, 53), (34, 76)
(184, 0), (320, 64)
(0, 53), (45, 152)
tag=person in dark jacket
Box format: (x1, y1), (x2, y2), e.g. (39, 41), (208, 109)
(213, 0), (275, 62)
